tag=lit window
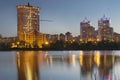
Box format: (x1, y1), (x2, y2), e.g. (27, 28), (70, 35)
(83, 31), (85, 32)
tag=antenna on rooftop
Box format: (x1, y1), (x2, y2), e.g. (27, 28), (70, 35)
(83, 17), (90, 23)
(103, 14), (106, 18)
(28, 2), (30, 6)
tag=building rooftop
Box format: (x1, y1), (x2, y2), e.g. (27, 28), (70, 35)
(99, 15), (110, 22)
(81, 17), (90, 24)
(17, 2), (39, 9)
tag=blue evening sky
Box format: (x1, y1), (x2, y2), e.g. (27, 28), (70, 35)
(0, 0), (120, 37)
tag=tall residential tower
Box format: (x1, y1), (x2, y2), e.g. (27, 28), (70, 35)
(80, 18), (95, 42)
(98, 16), (113, 41)
(17, 3), (41, 47)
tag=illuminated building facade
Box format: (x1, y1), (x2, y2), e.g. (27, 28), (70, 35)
(98, 16), (113, 41)
(37, 33), (47, 48)
(80, 19), (95, 42)
(17, 3), (40, 47)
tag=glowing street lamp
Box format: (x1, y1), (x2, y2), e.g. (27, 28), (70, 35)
(45, 41), (49, 45)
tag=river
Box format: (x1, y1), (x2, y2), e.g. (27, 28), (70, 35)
(0, 51), (120, 80)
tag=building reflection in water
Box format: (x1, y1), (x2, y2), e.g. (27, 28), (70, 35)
(79, 51), (114, 80)
(16, 51), (120, 80)
(39, 52), (77, 67)
(17, 51), (39, 80)
(98, 51), (114, 79)
(112, 54), (120, 80)
(79, 51), (94, 80)
(17, 51), (71, 80)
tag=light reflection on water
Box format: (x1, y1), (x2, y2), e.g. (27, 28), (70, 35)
(0, 51), (120, 80)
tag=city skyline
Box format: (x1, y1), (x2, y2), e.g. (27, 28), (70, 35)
(1, 0), (120, 37)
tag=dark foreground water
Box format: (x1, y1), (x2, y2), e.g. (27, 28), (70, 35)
(0, 51), (120, 80)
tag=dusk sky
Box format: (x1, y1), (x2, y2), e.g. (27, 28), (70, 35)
(1, 0), (120, 37)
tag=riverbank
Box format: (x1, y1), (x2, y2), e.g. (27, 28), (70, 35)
(0, 47), (119, 51)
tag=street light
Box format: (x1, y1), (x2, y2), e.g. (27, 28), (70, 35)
(45, 41), (49, 45)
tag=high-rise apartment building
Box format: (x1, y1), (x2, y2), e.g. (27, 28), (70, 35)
(17, 3), (45, 48)
(98, 16), (113, 41)
(80, 19), (95, 42)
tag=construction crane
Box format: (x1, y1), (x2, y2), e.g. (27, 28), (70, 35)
(40, 19), (53, 22)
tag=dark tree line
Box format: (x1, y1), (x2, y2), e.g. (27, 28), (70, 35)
(0, 40), (120, 50)
(42, 40), (120, 50)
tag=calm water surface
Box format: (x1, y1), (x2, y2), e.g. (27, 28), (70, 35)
(0, 51), (120, 80)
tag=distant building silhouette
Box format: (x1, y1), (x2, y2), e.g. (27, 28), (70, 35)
(80, 18), (95, 42)
(79, 16), (120, 42)
(65, 32), (73, 41)
(113, 32), (120, 42)
(98, 16), (113, 41)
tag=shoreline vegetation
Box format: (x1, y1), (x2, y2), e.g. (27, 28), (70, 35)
(0, 40), (120, 51)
